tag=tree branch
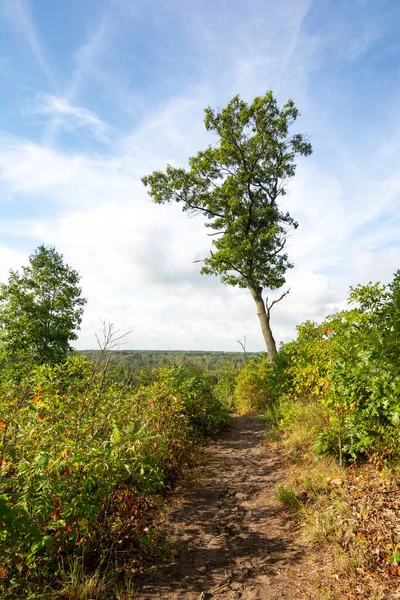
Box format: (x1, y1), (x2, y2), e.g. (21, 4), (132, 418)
(184, 201), (225, 220)
(270, 238), (287, 258)
(266, 288), (291, 314)
(236, 334), (247, 360)
(173, 191), (225, 220)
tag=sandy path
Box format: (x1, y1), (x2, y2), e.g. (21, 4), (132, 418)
(137, 415), (318, 600)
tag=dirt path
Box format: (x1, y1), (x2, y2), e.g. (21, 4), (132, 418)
(138, 415), (320, 600)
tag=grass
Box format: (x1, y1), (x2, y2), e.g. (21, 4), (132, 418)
(275, 484), (303, 509)
(55, 558), (136, 600)
(268, 395), (396, 600)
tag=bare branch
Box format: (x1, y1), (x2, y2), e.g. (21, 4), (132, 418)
(266, 288), (291, 313)
(95, 320), (132, 353)
(236, 334), (248, 360)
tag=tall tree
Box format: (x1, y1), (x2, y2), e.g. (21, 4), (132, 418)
(0, 245), (86, 365)
(142, 92), (312, 360)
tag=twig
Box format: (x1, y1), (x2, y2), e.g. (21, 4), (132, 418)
(236, 334), (247, 360)
(266, 288), (291, 313)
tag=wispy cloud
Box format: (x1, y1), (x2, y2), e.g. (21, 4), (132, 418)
(1, 0), (56, 86)
(42, 9), (111, 145)
(69, 10), (111, 99)
(26, 93), (112, 145)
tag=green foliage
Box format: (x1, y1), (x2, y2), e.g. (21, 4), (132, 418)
(235, 354), (271, 414)
(142, 92), (312, 356)
(0, 245), (86, 366)
(267, 272), (400, 463)
(212, 361), (240, 411)
(0, 356), (229, 596)
(142, 92), (312, 291)
(81, 350), (249, 382)
(275, 484), (303, 509)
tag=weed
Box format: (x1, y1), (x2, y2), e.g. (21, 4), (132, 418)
(275, 484), (303, 510)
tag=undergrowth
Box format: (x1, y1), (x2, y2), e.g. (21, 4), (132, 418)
(267, 398), (400, 598)
(0, 356), (229, 598)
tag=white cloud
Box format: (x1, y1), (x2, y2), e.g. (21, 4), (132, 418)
(0, 245), (28, 283)
(26, 93), (111, 145)
(0, 122), (398, 352)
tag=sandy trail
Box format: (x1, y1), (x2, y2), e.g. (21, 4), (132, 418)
(137, 415), (318, 600)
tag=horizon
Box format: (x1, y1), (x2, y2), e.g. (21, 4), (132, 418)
(79, 348), (258, 353)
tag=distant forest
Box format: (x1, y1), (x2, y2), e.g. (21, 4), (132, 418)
(79, 349), (257, 376)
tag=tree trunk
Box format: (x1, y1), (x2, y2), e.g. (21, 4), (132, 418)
(249, 287), (278, 362)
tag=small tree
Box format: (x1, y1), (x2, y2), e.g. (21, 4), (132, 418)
(142, 92), (312, 361)
(0, 245), (86, 365)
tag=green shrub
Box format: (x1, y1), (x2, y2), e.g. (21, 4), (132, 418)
(213, 362), (238, 411)
(0, 357), (228, 596)
(235, 354), (271, 414)
(267, 271), (400, 464)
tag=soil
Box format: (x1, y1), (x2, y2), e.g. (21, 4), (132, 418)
(136, 415), (323, 600)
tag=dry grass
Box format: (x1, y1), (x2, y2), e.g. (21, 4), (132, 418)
(272, 399), (400, 599)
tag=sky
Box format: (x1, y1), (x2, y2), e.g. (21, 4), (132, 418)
(0, 0), (399, 352)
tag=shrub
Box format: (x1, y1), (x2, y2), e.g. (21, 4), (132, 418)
(267, 271), (400, 464)
(0, 357), (228, 596)
(235, 354), (271, 414)
(213, 362), (239, 411)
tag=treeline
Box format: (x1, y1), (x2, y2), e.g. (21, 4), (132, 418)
(80, 350), (251, 380)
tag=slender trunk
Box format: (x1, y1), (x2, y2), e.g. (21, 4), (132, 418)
(249, 286), (277, 362)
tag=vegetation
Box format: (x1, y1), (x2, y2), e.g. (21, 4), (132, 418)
(234, 354), (270, 413)
(0, 245), (86, 367)
(264, 271), (400, 598)
(266, 271), (400, 464)
(142, 91), (312, 360)
(0, 88), (398, 598)
(0, 245), (234, 598)
(81, 350), (250, 382)
(0, 352), (229, 598)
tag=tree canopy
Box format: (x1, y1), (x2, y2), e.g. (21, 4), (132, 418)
(0, 245), (86, 365)
(142, 91), (312, 359)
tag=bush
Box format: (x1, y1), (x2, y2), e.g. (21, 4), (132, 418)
(266, 271), (400, 464)
(0, 357), (228, 596)
(235, 354), (271, 414)
(213, 361), (239, 411)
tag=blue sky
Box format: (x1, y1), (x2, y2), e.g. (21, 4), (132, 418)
(0, 0), (399, 350)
